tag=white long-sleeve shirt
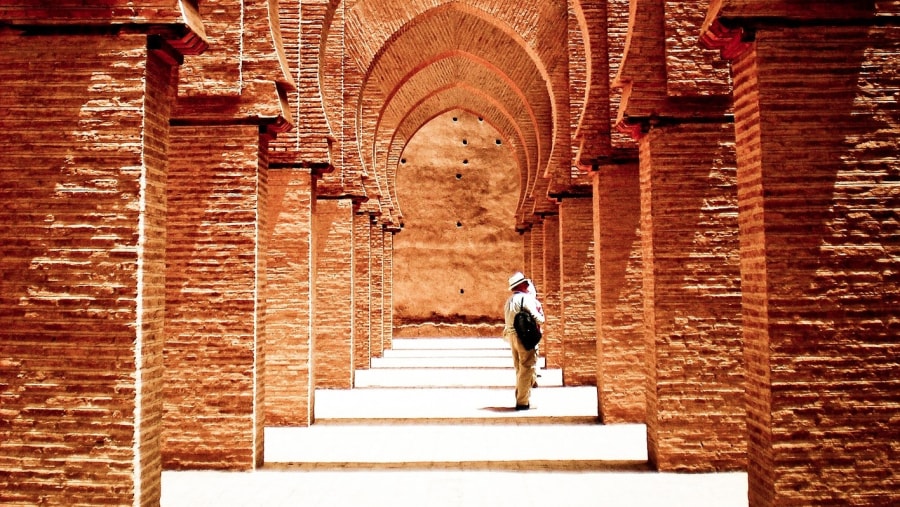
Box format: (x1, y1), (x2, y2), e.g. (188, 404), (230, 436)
(503, 291), (545, 335)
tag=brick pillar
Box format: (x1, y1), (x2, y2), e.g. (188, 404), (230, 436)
(165, 125), (268, 470)
(593, 163), (646, 423)
(313, 198), (355, 388)
(522, 228), (533, 275)
(530, 219), (546, 294)
(353, 211), (372, 370)
(382, 229), (394, 351)
(639, 122), (745, 471)
(542, 213), (563, 368)
(558, 197), (597, 386)
(728, 25), (900, 505)
(0, 35), (177, 505)
(370, 226), (385, 357)
(265, 169), (315, 426)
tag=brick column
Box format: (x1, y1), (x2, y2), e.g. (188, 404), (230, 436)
(522, 228), (533, 275)
(541, 213), (563, 368)
(726, 24), (900, 505)
(639, 122), (745, 471)
(593, 163), (646, 423)
(313, 198), (355, 388)
(530, 219), (546, 294)
(382, 228), (395, 351)
(0, 35), (178, 505)
(165, 125), (269, 470)
(369, 226), (385, 357)
(265, 169), (315, 426)
(558, 196), (597, 386)
(353, 211), (372, 370)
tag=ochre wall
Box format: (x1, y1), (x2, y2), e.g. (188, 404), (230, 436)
(393, 110), (522, 337)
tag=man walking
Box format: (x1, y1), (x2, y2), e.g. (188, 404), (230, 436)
(503, 272), (545, 410)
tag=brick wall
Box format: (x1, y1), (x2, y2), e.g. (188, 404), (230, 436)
(265, 169), (315, 426)
(382, 229), (394, 351)
(593, 163), (646, 424)
(164, 125), (266, 470)
(313, 198), (355, 388)
(558, 197), (597, 386)
(732, 24), (900, 505)
(639, 122), (745, 471)
(0, 33), (173, 505)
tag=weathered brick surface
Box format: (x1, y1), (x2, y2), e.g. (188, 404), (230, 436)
(353, 211), (373, 371)
(639, 122), (745, 471)
(382, 230), (395, 351)
(370, 226), (385, 357)
(730, 24), (900, 506)
(313, 198), (355, 388)
(164, 125), (266, 470)
(0, 32), (173, 505)
(265, 169), (315, 426)
(593, 163), (646, 424)
(270, 0), (333, 166)
(558, 197), (597, 386)
(541, 214), (563, 368)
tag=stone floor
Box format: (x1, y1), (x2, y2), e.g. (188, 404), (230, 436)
(161, 338), (749, 506)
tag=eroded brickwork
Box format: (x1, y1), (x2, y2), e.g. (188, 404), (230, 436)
(639, 122), (745, 471)
(541, 214), (563, 368)
(592, 163), (645, 424)
(265, 169), (315, 426)
(0, 33), (174, 506)
(558, 197), (597, 386)
(353, 212), (372, 371)
(164, 125), (267, 470)
(313, 198), (355, 389)
(730, 24), (900, 505)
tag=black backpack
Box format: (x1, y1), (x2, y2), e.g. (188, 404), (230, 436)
(514, 296), (542, 351)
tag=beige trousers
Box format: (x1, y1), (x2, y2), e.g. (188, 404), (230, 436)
(505, 329), (537, 406)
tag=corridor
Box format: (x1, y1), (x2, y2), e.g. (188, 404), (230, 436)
(161, 338), (748, 506)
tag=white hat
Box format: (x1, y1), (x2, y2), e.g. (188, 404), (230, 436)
(508, 272), (527, 290)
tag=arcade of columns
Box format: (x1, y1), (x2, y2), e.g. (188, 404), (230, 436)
(0, 1), (897, 505)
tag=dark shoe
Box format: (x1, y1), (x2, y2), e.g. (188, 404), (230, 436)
(515, 404), (530, 411)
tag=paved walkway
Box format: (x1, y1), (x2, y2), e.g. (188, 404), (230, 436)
(162, 338), (748, 506)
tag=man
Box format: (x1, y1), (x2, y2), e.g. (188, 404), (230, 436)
(503, 272), (545, 410)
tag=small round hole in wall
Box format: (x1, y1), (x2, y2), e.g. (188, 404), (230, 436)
(401, 158), (407, 164)
(456, 221), (462, 228)
(452, 117), (458, 122)
(456, 173), (462, 180)
(460, 288), (465, 294)
(478, 117), (484, 122)
(495, 139), (502, 145)
(462, 159), (468, 164)
(462, 139), (468, 145)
